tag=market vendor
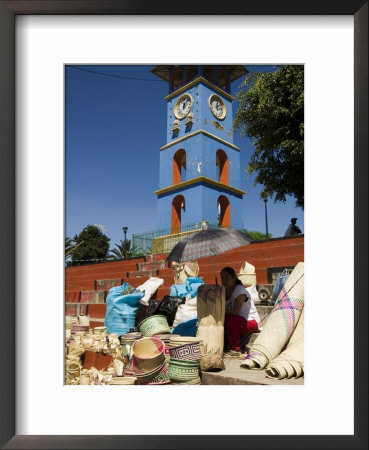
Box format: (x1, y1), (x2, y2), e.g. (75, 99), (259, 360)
(220, 266), (261, 353)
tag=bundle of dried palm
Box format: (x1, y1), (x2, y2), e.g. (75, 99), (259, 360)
(196, 284), (226, 371)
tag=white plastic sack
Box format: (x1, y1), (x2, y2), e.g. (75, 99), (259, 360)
(172, 297), (198, 328)
(186, 295), (197, 307)
(136, 277), (164, 306)
(246, 284), (259, 304)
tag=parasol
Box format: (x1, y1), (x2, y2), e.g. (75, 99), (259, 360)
(165, 227), (253, 263)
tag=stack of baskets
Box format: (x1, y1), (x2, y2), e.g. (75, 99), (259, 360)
(65, 316), (77, 341)
(153, 333), (180, 363)
(131, 337), (170, 385)
(93, 326), (108, 336)
(71, 324), (89, 335)
(168, 336), (202, 385)
(119, 331), (142, 376)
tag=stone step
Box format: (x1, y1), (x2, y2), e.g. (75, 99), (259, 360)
(65, 303), (88, 316)
(146, 253), (169, 262)
(79, 290), (106, 304)
(137, 260), (170, 271)
(95, 278), (124, 291)
(126, 269), (160, 278)
(65, 291), (81, 303)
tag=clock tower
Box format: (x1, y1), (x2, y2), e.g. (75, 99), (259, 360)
(151, 65), (248, 234)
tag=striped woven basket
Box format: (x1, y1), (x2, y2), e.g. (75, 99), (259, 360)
(169, 342), (201, 361)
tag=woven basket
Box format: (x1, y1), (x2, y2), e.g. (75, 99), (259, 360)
(237, 261), (256, 286)
(71, 324), (89, 335)
(169, 336), (201, 346)
(110, 376), (137, 385)
(153, 333), (174, 341)
(137, 370), (170, 385)
(134, 361), (170, 384)
(132, 337), (165, 373)
(66, 362), (81, 380)
(94, 326), (107, 335)
(168, 358), (200, 381)
(169, 342), (201, 361)
(172, 261), (199, 284)
(120, 331), (142, 340)
(120, 332), (142, 368)
(139, 315), (170, 337)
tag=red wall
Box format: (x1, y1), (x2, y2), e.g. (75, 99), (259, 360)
(65, 235), (304, 303)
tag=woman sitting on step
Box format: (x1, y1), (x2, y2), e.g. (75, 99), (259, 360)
(220, 266), (260, 354)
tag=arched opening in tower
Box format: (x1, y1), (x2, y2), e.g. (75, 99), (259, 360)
(217, 69), (229, 92)
(173, 149), (186, 185)
(203, 66), (215, 84)
(216, 149), (229, 185)
(171, 195), (185, 234)
(171, 69), (183, 92)
(185, 65), (199, 82)
(218, 195), (231, 228)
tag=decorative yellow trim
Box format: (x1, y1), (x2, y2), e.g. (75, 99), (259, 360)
(160, 129), (240, 152)
(208, 94), (226, 120)
(154, 176), (246, 196)
(174, 93), (193, 120)
(165, 77), (234, 101)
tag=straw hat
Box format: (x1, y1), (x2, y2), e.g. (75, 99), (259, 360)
(237, 261), (256, 286)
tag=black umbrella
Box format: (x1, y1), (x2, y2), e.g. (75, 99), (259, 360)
(165, 227), (253, 263)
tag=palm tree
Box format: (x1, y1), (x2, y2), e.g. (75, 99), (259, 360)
(109, 239), (146, 260)
(65, 236), (86, 263)
(65, 237), (75, 256)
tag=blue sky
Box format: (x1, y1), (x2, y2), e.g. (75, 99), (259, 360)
(65, 65), (304, 251)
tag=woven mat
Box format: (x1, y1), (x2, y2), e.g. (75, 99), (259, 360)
(241, 262), (304, 370)
(265, 308), (304, 379)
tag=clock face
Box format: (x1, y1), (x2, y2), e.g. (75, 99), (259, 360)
(209, 94), (226, 120)
(174, 94), (193, 119)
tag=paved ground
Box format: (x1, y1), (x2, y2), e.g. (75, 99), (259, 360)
(201, 357), (304, 385)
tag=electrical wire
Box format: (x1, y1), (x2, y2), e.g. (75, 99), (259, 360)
(66, 65), (165, 82)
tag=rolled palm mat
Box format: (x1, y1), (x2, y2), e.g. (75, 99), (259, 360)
(196, 284), (226, 371)
(265, 308), (304, 379)
(241, 262), (304, 370)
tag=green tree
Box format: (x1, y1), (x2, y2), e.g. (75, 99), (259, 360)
(68, 224), (110, 266)
(233, 65), (304, 208)
(109, 239), (146, 260)
(244, 229), (272, 241)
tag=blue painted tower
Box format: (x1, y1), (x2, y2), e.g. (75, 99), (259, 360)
(151, 65), (248, 233)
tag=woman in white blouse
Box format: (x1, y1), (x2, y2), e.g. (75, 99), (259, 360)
(220, 266), (260, 353)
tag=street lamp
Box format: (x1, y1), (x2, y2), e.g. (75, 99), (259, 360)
(123, 226), (128, 243)
(260, 194), (269, 236)
(263, 198), (269, 235)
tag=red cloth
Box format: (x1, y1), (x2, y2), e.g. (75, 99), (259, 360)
(224, 314), (259, 351)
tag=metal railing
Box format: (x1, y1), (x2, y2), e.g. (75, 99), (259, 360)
(132, 221), (219, 255)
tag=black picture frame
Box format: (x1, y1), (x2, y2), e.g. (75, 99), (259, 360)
(0, 1), (367, 449)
